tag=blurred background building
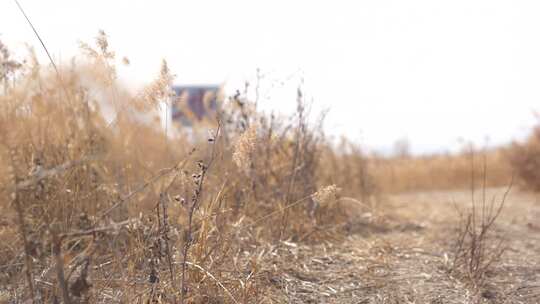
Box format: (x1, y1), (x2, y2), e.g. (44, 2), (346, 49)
(165, 85), (221, 130)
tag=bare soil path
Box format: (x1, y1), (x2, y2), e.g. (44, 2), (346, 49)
(268, 188), (540, 303)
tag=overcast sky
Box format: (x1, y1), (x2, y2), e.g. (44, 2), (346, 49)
(2, 0), (540, 154)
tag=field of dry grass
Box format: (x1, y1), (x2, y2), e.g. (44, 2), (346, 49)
(1, 33), (539, 304)
(370, 149), (513, 194)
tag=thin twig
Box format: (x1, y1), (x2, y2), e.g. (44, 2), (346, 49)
(13, 0), (59, 75)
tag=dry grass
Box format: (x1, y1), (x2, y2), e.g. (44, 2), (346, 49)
(1, 29), (538, 304)
(508, 124), (540, 192)
(370, 148), (512, 193)
(0, 34), (378, 303)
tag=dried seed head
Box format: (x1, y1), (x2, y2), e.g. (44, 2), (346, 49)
(197, 160), (205, 170)
(232, 125), (258, 172)
(312, 185), (341, 206)
(174, 195), (186, 206)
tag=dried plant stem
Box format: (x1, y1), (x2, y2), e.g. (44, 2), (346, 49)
(12, 192), (36, 303)
(157, 192), (177, 304)
(180, 124), (220, 304)
(5, 142), (37, 303)
(451, 150), (514, 290)
(51, 225), (71, 304)
(13, 0), (59, 75)
(280, 88), (304, 240)
(179, 167), (207, 303)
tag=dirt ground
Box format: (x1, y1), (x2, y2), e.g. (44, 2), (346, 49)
(266, 188), (540, 303)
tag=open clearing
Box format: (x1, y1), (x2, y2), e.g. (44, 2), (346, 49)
(267, 188), (540, 303)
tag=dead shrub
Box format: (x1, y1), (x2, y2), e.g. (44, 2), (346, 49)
(449, 154), (512, 294)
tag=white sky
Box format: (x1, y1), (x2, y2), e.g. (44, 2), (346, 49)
(2, 0), (540, 154)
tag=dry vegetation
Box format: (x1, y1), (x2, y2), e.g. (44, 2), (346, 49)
(370, 122), (540, 195)
(508, 125), (540, 192)
(1, 32), (539, 304)
(370, 149), (512, 193)
(0, 33), (377, 303)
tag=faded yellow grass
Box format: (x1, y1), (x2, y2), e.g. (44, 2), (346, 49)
(0, 33), (377, 303)
(1, 30), (533, 304)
